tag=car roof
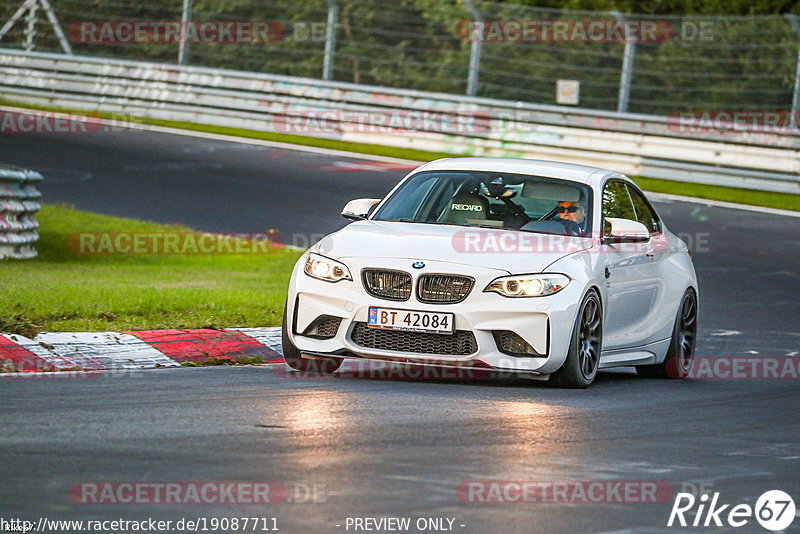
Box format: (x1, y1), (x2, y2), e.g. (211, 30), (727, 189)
(413, 157), (623, 188)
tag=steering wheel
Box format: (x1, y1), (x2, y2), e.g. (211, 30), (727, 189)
(555, 218), (582, 236)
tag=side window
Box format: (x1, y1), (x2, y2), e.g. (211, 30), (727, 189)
(626, 185), (662, 234)
(602, 181), (636, 234)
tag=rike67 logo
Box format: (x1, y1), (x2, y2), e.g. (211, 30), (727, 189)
(668, 490), (795, 531)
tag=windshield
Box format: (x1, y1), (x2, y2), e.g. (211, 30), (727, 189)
(372, 170), (593, 237)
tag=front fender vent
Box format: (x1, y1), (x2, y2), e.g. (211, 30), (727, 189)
(492, 330), (545, 358)
(300, 315), (342, 339)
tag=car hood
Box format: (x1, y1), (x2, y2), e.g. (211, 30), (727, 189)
(313, 220), (595, 274)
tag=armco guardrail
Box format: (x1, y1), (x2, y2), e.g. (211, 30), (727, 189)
(0, 49), (798, 194)
(0, 165), (41, 260)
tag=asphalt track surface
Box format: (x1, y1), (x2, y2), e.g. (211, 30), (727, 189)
(1, 127), (799, 533)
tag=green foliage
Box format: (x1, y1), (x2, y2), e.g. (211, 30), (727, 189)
(1, 0), (797, 113)
(498, 0), (800, 15)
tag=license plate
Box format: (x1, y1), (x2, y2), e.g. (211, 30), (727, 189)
(367, 307), (454, 335)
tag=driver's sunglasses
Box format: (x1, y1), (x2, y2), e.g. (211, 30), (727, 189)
(557, 206), (579, 213)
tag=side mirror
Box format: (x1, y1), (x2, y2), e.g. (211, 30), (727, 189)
(341, 198), (380, 221)
(603, 217), (650, 244)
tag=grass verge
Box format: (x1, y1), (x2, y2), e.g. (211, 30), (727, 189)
(0, 204), (302, 335)
(3, 99), (798, 212)
(633, 177), (799, 212)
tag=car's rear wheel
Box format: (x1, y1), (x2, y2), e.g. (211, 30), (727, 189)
(550, 289), (602, 389)
(636, 288), (697, 379)
(282, 305), (342, 374)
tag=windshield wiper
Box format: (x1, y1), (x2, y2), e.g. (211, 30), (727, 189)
(378, 219), (509, 230)
(379, 218), (450, 225)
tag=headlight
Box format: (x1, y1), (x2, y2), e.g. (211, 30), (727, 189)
(304, 253), (352, 283)
(485, 274), (570, 297)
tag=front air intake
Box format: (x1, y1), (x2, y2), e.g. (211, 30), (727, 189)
(362, 269), (412, 301)
(350, 322), (477, 356)
(417, 274), (474, 304)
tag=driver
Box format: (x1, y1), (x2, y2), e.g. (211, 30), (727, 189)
(557, 200), (586, 228)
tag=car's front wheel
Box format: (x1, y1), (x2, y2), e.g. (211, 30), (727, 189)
(282, 305), (342, 374)
(550, 289), (603, 389)
(636, 288), (697, 379)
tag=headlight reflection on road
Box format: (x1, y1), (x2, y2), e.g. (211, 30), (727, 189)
(488, 400), (591, 462)
(279, 389), (359, 437)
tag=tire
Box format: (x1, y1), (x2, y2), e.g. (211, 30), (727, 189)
(282, 304), (342, 374)
(636, 289), (697, 379)
(550, 289), (603, 389)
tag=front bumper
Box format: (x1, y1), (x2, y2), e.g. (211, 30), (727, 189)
(286, 256), (583, 374)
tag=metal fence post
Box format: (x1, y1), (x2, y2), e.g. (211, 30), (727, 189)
(0, 0), (73, 54)
(613, 11), (635, 113)
(0, 1), (33, 44)
(23, 0), (38, 51)
(462, 0), (482, 97)
(786, 15), (800, 129)
(323, 0), (338, 80)
(178, 0), (193, 65)
(39, 0), (74, 54)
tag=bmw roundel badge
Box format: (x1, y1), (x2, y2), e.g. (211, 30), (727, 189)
(412, 261), (425, 269)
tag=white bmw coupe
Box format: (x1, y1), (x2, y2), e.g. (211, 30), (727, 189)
(282, 158), (698, 388)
